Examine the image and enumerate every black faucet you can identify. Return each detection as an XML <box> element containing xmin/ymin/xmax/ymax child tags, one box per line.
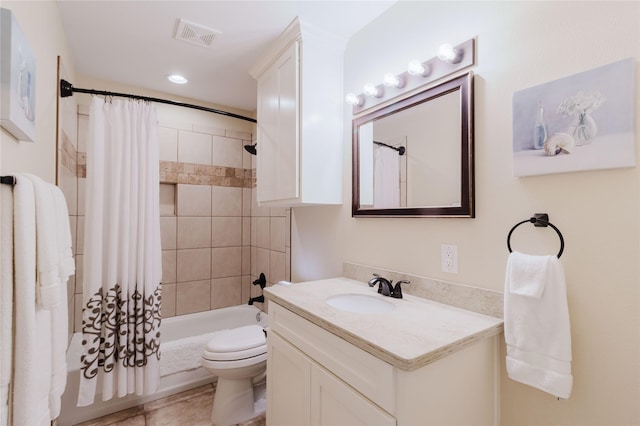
<box><xmin>368</xmin><ymin>274</ymin><xmax>393</xmax><ymax>296</ymax></box>
<box><xmin>248</xmin><ymin>295</ymin><xmax>265</xmax><ymax>305</ymax></box>
<box><xmin>253</xmin><ymin>273</ymin><xmax>266</xmax><ymax>289</ymax></box>
<box><xmin>368</xmin><ymin>274</ymin><xmax>410</xmax><ymax>299</ymax></box>
<box><xmin>391</xmin><ymin>280</ymin><xmax>411</xmax><ymax>299</ymax></box>
<box><xmin>248</xmin><ymin>273</ymin><xmax>267</xmax><ymax>305</ymax></box>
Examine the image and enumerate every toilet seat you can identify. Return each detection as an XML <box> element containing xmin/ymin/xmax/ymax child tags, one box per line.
<box><xmin>203</xmin><ymin>324</ymin><xmax>267</xmax><ymax>362</ymax></box>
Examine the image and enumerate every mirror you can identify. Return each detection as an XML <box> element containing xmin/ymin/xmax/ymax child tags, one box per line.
<box><xmin>352</xmin><ymin>72</ymin><xmax>474</xmax><ymax>217</ymax></box>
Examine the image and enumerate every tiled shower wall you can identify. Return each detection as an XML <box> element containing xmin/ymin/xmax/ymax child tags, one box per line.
<box><xmin>68</xmin><ymin>106</ymin><xmax>290</xmax><ymax>331</ymax></box>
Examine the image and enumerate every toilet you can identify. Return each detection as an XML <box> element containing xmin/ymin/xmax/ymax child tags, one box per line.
<box><xmin>201</xmin><ymin>324</ymin><xmax>268</xmax><ymax>426</ymax></box>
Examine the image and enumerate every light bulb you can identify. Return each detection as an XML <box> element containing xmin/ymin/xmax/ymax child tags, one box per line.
<box><xmin>407</xmin><ymin>60</ymin><xmax>429</xmax><ymax>77</ymax></box>
<box><xmin>363</xmin><ymin>83</ymin><xmax>383</xmax><ymax>98</ymax></box>
<box><xmin>345</xmin><ymin>93</ymin><xmax>364</xmax><ymax>106</ymax></box>
<box><xmin>437</xmin><ymin>44</ymin><xmax>462</xmax><ymax>64</ymax></box>
<box><xmin>382</xmin><ymin>73</ymin><xmax>404</xmax><ymax>89</ymax></box>
<box><xmin>167</xmin><ymin>74</ymin><xmax>188</xmax><ymax>84</ymax></box>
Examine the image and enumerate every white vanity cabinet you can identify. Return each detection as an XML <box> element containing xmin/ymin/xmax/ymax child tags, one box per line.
<box><xmin>267</xmin><ymin>303</ymin><xmax>396</xmax><ymax>426</ymax></box>
<box><xmin>267</xmin><ymin>300</ymin><xmax>499</xmax><ymax>426</ymax></box>
<box><xmin>249</xmin><ymin>18</ymin><xmax>345</xmax><ymax>207</ymax></box>
<box><xmin>268</xmin><ymin>331</ymin><xmax>395</xmax><ymax>426</ymax></box>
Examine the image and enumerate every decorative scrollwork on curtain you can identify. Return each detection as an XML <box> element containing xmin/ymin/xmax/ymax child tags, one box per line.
<box><xmin>81</xmin><ymin>284</ymin><xmax>161</xmax><ymax>380</ymax></box>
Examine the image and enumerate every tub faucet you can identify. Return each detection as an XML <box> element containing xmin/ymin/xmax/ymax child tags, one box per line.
<box><xmin>368</xmin><ymin>274</ymin><xmax>393</xmax><ymax>297</ymax></box>
<box><xmin>248</xmin><ymin>295</ymin><xmax>264</xmax><ymax>305</ymax></box>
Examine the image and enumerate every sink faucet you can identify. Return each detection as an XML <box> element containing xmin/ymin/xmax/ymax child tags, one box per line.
<box><xmin>391</xmin><ymin>280</ymin><xmax>411</xmax><ymax>299</ymax></box>
<box><xmin>368</xmin><ymin>274</ymin><xmax>393</xmax><ymax>297</ymax></box>
<box><xmin>368</xmin><ymin>274</ymin><xmax>410</xmax><ymax>298</ymax></box>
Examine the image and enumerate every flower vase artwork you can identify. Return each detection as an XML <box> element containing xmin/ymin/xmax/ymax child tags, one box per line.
<box><xmin>533</xmin><ymin>101</ymin><xmax>547</xmax><ymax>150</ymax></box>
<box><xmin>557</xmin><ymin>91</ymin><xmax>605</xmax><ymax>146</ymax></box>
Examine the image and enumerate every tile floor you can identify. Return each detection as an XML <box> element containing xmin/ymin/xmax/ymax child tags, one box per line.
<box><xmin>73</xmin><ymin>384</ymin><xmax>266</xmax><ymax>426</ymax></box>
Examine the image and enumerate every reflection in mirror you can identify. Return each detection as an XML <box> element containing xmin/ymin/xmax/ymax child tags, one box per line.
<box><xmin>352</xmin><ymin>72</ymin><xmax>474</xmax><ymax>217</ymax></box>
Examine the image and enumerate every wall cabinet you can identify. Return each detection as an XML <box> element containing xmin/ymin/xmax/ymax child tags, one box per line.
<box><xmin>249</xmin><ymin>18</ymin><xmax>345</xmax><ymax>207</ymax></box>
<box><xmin>267</xmin><ymin>301</ymin><xmax>498</xmax><ymax>426</ymax></box>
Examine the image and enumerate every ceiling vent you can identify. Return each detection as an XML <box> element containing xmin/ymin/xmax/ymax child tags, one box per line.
<box><xmin>174</xmin><ymin>18</ymin><xmax>221</xmax><ymax>48</ymax></box>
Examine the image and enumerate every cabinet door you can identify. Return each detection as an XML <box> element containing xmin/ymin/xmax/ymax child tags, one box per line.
<box><xmin>256</xmin><ymin>60</ymin><xmax>278</xmax><ymax>202</ymax></box>
<box><xmin>311</xmin><ymin>364</ymin><xmax>396</xmax><ymax>426</ymax></box>
<box><xmin>267</xmin><ymin>331</ymin><xmax>311</xmax><ymax>426</ymax></box>
<box><xmin>256</xmin><ymin>41</ymin><xmax>299</xmax><ymax>204</ymax></box>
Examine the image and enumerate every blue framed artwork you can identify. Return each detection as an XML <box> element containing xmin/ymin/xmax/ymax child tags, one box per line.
<box><xmin>512</xmin><ymin>58</ymin><xmax>635</xmax><ymax>177</ymax></box>
<box><xmin>1</xmin><ymin>8</ymin><xmax>36</xmax><ymax>142</ymax></box>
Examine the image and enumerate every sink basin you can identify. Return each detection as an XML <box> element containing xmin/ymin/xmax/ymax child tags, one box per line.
<box><xmin>326</xmin><ymin>293</ymin><xmax>395</xmax><ymax>314</ymax></box>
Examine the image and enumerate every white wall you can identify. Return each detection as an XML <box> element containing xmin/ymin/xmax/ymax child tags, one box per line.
<box><xmin>0</xmin><ymin>1</ymin><xmax>74</xmax><ymax>181</ymax></box>
<box><xmin>0</xmin><ymin>1</ymin><xmax>76</xmax><ymax>423</ymax></box>
<box><xmin>292</xmin><ymin>1</ymin><xmax>640</xmax><ymax>424</ymax></box>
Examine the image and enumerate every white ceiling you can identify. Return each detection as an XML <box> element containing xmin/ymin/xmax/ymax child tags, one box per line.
<box><xmin>56</xmin><ymin>1</ymin><xmax>396</xmax><ymax>113</ymax></box>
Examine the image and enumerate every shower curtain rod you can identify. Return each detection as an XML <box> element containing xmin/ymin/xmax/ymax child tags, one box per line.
<box><xmin>59</xmin><ymin>79</ymin><xmax>257</xmax><ymax>124</ymax></box>
<box><xmin>374</xmin><ymin>140</ymin><xmax>406</xmax><ymax>155</ymax></box>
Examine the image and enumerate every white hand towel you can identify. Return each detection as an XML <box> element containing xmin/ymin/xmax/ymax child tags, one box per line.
<box><xmin>22</xmin><ymin>173</ymin><xmax>61</xmax><ymax>309</ymax></box>
<box><xmin>504</xmin><ymin>251</ymin><xmax>573</xmax><ymax>399</ymax></box>
<box><xmin>12</xmin><ymin>175</ymin><xmax>52</xmax><ymax>426</ymax></box>
<box><xmin>507</xmin><ymin>251</ymin><xmax>552</xmax><ymax>298</ymax></box>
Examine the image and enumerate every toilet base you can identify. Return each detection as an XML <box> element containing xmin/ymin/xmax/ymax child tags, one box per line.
<box><xmin>211</xmin><ymin>378</ymin><xmax>266</xmax><ymax>426</ymax></box>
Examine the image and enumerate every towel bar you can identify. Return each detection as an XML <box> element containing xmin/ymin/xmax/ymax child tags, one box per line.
<box><xmin>507</xmin><ymin>213</ymin><xmax>564</xmax><ymax>258</ymax></box>
<box><xmin>0</xmin><ymin>175</ymin><xmax>16</xmax><ymax>186</ymax></box>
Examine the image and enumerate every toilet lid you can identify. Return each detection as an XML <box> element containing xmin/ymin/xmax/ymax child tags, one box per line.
<box><xmin>205</xmin><ymin>324</ymin><xmax>266</xmax><ymax>353</ymax></box>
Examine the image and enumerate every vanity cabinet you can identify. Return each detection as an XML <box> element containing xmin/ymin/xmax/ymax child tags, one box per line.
<box><xmin>249</xmin><ymin>17</ymin><xmax>345</xmax><ymax>207</ymax></box>
<box><xmin>268</xmin><ymin>331</ymin><xmax>395</xmax><ymax>426</ymax></box>
<box><xmin>267</xmin><ymin>301</ymin><xmax>498</xmax><ymax>426</ymax></box>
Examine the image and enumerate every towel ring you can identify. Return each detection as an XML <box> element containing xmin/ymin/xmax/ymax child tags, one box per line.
<box><xmin>507</xmin><ymin>213</ymin><xmax>564</xmax><ymax>258</ymax></box>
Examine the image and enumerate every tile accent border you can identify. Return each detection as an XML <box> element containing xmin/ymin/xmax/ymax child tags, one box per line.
<box><xmin>74</xmin><ymin>155</ymin><xmax>255</xmax><ymax>188</ymax></box>
<box><xmin>343</xmin><ymin>262</ymin><xmax>503</xmax><ymax>318</ymax></box>
<box><xmin>159</xmin><ymin>161</ymin><xmax>255</xmax><ymax>188</ymax></box>
<box><xmin>77</xmin><ymin>152</ymin><xmax>86</xmax><ymax>178</ymax></box>
<box><xmin>60</xmin><ymin>130</ymin><xmax>77</xmax><ymax>175</ymax></box>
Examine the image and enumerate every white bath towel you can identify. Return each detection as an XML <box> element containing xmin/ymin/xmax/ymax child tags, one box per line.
<box><xmin>504</xmin><ymin>251</ymin><xmax>573</xmax><ymax>399</ymax></box>
<box><xmin>52</xmin><ymin>185</ymin><xmax>75</xmax><ymax>283</ymax></box>
<box><xmin>19</xmin><ymin>174</ymin><xmax>73</xmax><ymax>418</ymax></box>
<box><xmin>159</xmin><ymin>332</ymin><xmax>217</xmax><ymax>377</ymax></box>
<box><xmin>49</xmin><ymin>184</ymin><xmax>74</xmax><ymax>419</ymax></box>
<box><xmin>12</xmin><ymin>175</ymin><xmax>52</xmax><ymax>426</ymax></box>
<box><xmin>0</xmin><ymin>184</ymin><xmax>14</xmax><ymax>426</ymax></box>
<box><xmin>22</xmin><ymin>173</ymin><xmax>61</xmax><ymax>309</ymax></box>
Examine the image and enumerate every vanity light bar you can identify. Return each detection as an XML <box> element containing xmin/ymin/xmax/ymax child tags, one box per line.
<box><xmin>347</xmin><ymin>38</ymin><xmax>476</xmax><ymax>115</ymax></box>
<box><xmin>363</xmin><ymin>83</ymin><xmax>383</xmax><ymax>98</ymax></box>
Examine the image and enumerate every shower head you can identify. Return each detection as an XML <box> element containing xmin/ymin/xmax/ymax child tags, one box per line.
<box><xmin>244</xmin><ymin>143</ymin><xmax>257</xmax><ymax>155</ymax></box>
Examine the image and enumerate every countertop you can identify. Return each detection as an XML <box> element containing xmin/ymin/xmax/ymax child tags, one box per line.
<box><xmin>264</xmin><ymin>277</ymin><xmax>503</xmax><ymax>371</ymax></box>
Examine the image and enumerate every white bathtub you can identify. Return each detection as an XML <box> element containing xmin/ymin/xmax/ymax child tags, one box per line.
<box><xmin>58</xmin><ymin>305</ymin><xmax>268</xmax><ymax>426</ymax></box>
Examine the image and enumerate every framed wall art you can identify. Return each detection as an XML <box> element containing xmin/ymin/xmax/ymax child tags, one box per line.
<box><xmin>512</xmin><ymin>58</ymin><xmax>635</xmax><ymax>177</ymax></box>
<box><xmin>1</xmin><ymin>8</ymin><xmax>36</xmax><ymax>142</ymax></box>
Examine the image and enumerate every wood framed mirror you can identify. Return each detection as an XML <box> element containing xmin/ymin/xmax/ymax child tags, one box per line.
<box><xmin>352</xmin><ymin>72</ymin><xmax>474</xmax><ymax>217</ymax></box>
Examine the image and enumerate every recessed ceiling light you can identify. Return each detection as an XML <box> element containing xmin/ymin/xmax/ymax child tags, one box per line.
<box><xmin>167</xmin><ymin>74</ymin><xmax>188</xmax><ymax>84</ymax></box>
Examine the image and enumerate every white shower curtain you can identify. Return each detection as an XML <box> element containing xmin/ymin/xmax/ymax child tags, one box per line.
<box><xmin>373</xmin><ymin>145</ymin><xmax>400</xmax><ymax>208</ymax></box>
<box><xmin>78</xmin><ymin>97</ymin><xmax>162</xmax><ymax>406</ymax></box>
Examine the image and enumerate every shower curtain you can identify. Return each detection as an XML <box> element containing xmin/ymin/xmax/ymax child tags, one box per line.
<box><xmin>373</xmin><ymin>144</ymin><xmax>400</xmax><ymax>208</ymax></box>
<box><xmin>78</xmin><ymin>97</ymin><xmax>162</xmax><ymax>406</ymax></box>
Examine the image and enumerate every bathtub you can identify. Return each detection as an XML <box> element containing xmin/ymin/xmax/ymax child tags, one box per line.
<box><xmin>58</xmin><ymin>304</ymin><xmax>268</xmax><ymax>426</ymax></box>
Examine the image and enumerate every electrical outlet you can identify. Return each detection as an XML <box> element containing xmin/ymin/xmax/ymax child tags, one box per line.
<box><xmin>441</xmin><ymin>244</ymin><xmax>458</xmax><ymax>273</ymax></box>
